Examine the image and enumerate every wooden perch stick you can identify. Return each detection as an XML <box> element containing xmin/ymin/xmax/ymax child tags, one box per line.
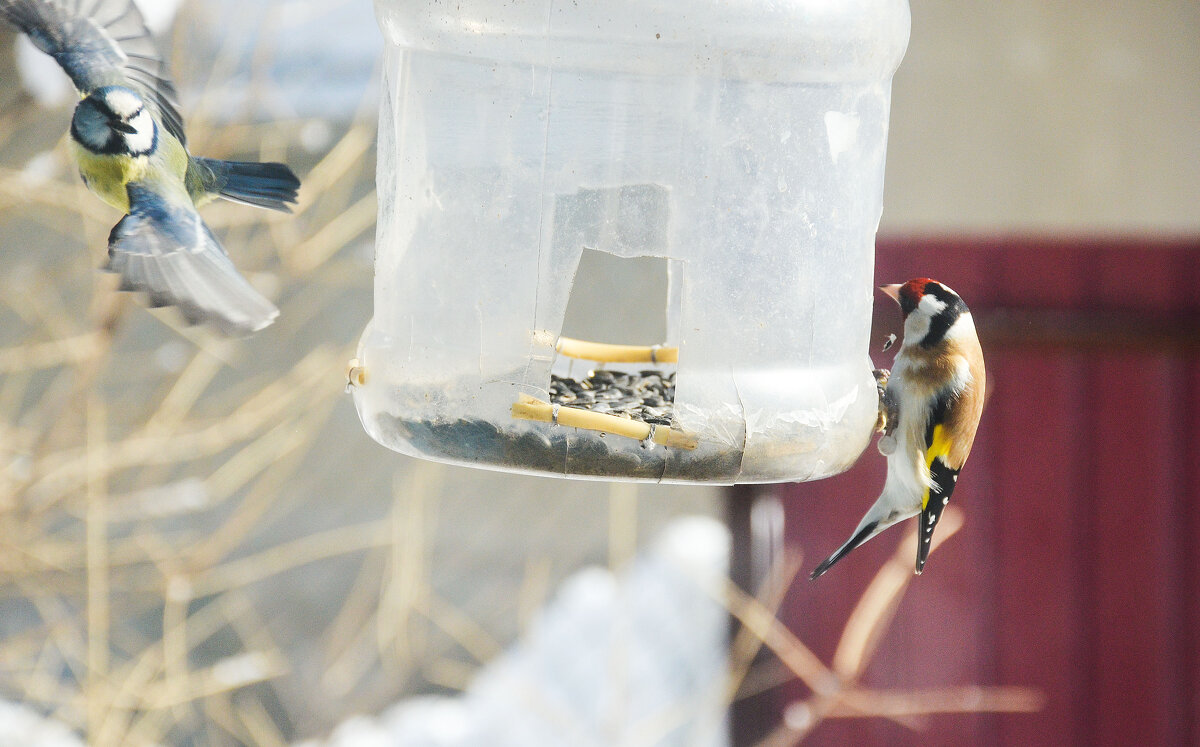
<box><xmin>555</xmin><ymin>336</ymin><xmax>679</xmax><ymax>364</ymax></box>
<box><xmin>511</xmin><ymin>394</ymin><xmax>698</xmax><ymax>450</ymax></box>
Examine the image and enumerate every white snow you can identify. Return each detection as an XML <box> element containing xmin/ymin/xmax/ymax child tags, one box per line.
<box><xmin>300</xmin><ymin>516</ymin><xmax>731</xmax><ymax>747</ymax></box>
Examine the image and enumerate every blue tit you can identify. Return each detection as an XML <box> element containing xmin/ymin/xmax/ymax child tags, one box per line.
<box><xmin>811</xmin><ymin>279</ymin><xmax>987</xmax><ymax>578</ymax></box>
<box><xmin>0</xmin><ymin>0</ymin><xmax>300</xmax><ymax>334</ymax></box>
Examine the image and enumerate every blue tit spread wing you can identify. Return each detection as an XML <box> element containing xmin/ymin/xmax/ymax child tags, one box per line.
<box><xmin>916</xmin><ymin>388</ymin><xmax>963</xmax><ymax>572</ymax></box>
<box><xmin>0</xmin><ymin>0</ymin><xmax>186</xmax><ymax>144</ymax></box>
<box><xmin>105</xmin><ymin>183</ymin><xmax>278</xmax><ymax>335</ymax></box>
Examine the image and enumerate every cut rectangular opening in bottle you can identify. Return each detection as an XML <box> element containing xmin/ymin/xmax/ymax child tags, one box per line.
<box><xmin>527</xmin><ymin>247</ymin><xmax>690</xmax><ymax>452</ymax></box>
<box><xmin>560</xmin><ymin>248</ymin><xmax>670</xmax><ymax>348</ymax></box>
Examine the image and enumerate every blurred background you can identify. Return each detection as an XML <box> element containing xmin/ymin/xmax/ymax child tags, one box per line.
<box><xmin>0</xmin><ymin>1</ymin><xmax>1197</xmax><ymax>746</ymax></box>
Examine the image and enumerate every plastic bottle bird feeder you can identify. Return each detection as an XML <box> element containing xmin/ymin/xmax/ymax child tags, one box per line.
<box><xmin>352</xmin><ymin>0</ymin><xmax>911</xmax><ymax>483</ymax></box>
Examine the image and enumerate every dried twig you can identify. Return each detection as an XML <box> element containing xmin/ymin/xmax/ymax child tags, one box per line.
<box><xmin>746</xmin><ymin>508</ymin><xmax>1042</xmax><ymax>746</ymax></box>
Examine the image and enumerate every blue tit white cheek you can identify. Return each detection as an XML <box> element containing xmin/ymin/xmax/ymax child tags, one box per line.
<box><xmin>123</xmin><ymin>109</ymin><xmax>156</xmax><ymax>154</ymax></box>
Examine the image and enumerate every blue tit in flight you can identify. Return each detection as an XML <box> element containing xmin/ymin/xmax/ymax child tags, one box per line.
<box><xmin>811</xmin><ymin>279</ymin><xmax>986</xmax><ymax>579</ymax></box>
<box><xmin>0</xmin><ymin>0</ymin><xmax>300</xmax><ymax>335</ymax></box>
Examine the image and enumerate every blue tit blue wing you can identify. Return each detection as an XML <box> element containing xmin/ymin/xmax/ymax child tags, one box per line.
<box><xmin>106</xmin><ymin>183</ymin><xmax>278</xmax><ymax>335</ymax></box>
<box><xmin>0</xmin><ymin>0</ymin><xmax>186</xmax><ymax>144</ymax></box>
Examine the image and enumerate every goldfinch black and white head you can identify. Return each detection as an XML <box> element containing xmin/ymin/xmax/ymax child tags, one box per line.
<box><xmin>882</xmin><ymin>278</ymin><xmax>971</xmax><ymax>350</ymax></box>
<box><xmin>811</xmin><ymin>277</ymin><xmax>986</xmax><ymax>579</ymax></box>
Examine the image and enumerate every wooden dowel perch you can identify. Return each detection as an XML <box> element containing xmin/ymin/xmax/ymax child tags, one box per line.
<box><xmin>345</xmin><ymin>358</ymin><xmax>367</xmax><ymax>389</ymax></box>
<box><xmin>555</xmin><ymin>336</ymin><xmax>679</xmax><ymax>364</ymax></box>
<box><xmin>511</xmin><ymin>394</ymin><xmax>698</xmax><ymax>450</ymax></box>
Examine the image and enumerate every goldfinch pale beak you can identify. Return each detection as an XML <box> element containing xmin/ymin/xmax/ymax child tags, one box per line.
<box><xmin>879</xmin><ymin>283</ymin><xmax>902</xmax><ymax>303</ymax></box>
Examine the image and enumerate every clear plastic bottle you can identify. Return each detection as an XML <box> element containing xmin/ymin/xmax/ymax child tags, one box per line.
<box><xmin>355</xmin><ymin>0</ymin><xmax>911</xmax><ymax>483</ymax></box>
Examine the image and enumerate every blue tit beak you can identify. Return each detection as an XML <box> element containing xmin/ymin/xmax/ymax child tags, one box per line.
<box><xmin>111</xmin><ymin>120</ymin><xmax>138</xmax><ymax>134</ymax></box>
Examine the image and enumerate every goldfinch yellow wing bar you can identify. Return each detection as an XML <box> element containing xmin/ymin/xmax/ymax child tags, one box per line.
<box><xmin>511</xmin><ymin>394</ymin><xmax>698</xmax><ymax>450</ymax></box>
<box><xmin>554</xmin><ymin>336</ymin><xmax>679</xmax><ymax>364</ymax></box>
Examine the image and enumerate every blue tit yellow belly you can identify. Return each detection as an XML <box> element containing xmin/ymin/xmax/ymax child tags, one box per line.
<box><xmin>71</xmin><ymin>133</ymin><xmax>191</xmax><ymax>213</ymax></box>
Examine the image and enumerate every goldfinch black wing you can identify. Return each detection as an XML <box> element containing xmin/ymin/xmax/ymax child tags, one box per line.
<box><xmin>0</xmin><ymin>0</ymin><xmax>186</xmax><ymax>144</ymax></box>
<box><xmin>914</xmin><ymin>388</ymin><xmax>962</xmax><ymax>573</ymax></box>
<box><xmin>106</xmin><ymin>183</ymin><xmax>278</xmax><ymax>335</ymax></box>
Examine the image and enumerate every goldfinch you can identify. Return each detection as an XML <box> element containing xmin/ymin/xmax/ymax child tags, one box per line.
<box><xmin>0</xmin><ymin>0</ymin><xmax>300</xmax><ymax>334</ymax></box>
<box><xmin>811</xmin><ymin>278</ymin><xmax>986</xmax><ymax>578</ymax></box>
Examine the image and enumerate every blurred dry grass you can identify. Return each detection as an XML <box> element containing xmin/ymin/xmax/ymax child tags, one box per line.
<box><xmin>0</xmin><ymin>4</ymin><xmax>389</xmax><ymax>742</ymax></box>
<box><xmin>0</xmin><ymin>5</ymin><xmax>720</xmax><ymax>743</ymax></box>
<box><xmin>0</xmin><ymin>3</ymin><xmax>1040</xmax><ymax>745</ymax></box>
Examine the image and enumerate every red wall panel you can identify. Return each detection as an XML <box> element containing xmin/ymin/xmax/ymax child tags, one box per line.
<box><xmin>737</xmin><ymin>237</ymin><xmax>1200</xmax><ymax>746</ymax></box>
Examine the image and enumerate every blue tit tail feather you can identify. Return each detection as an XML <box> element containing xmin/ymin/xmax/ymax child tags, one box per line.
<box><xmin>106</xmin><ymin>183</ymin><xmax>278</xmax><ymax>335</ymax></box>
<box><xmin>189</xmin><ymin>157</ymin><xmax>300</xmax><ymax>213</ymax></box>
